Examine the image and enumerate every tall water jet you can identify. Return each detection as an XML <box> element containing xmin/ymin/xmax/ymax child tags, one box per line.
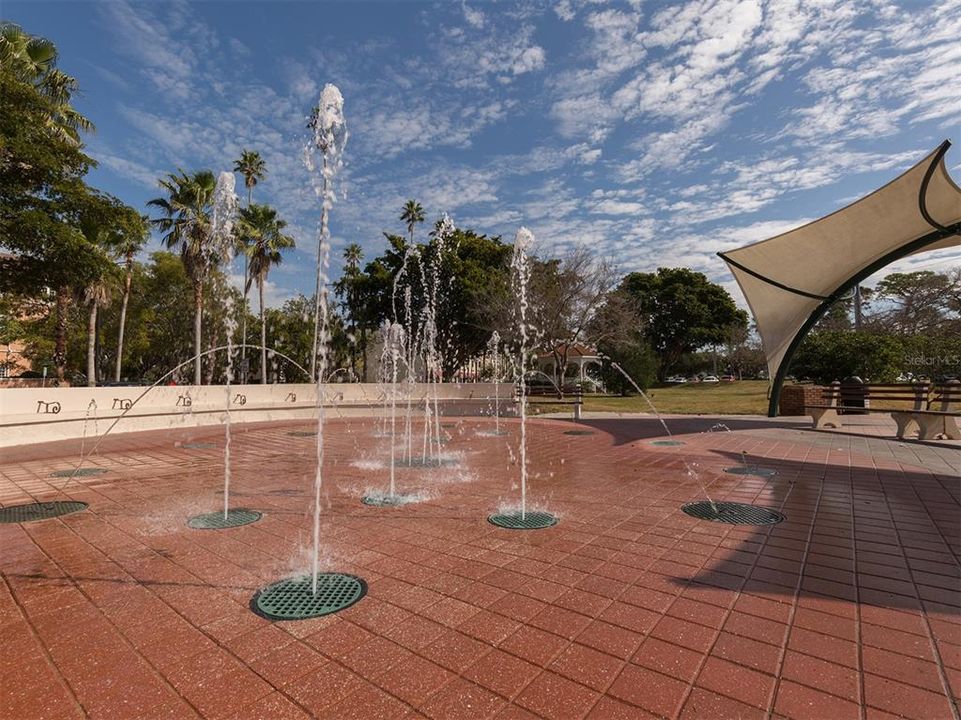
<box><xmin>487</xmin><ymin>228</ymin><xmax>556</xmax><ymax>530</ymax></box>
<box><xmin>513</xmin><ymin>228</ymin><xmax>533</xmax><ymax>520</ymax></box>
<box><xmin>485</xmin><ymin>330</ymin><xmax>507</xmax><ymax>436</ymax></box>
<box><xmin>306</xmin><ymin>83</ymin><xmax>348</xmax><ymax>383</ymax></box>
<box><xmin>211</xmin><ymin>171</ymin><xmax>239</xmax><ymax>519</ymax></box>
<box><xmin>419</xmin><ymin>215</ymin><xmax>454</xmax><ymax>464</ymax></box>
<box><xmin>364</xmin><ymin>322</ymin><xmax>418</xmax><ymax>506</ymax></box>
<box><xmin>302</xmin><ymin>84</ymin><xmax>348</xmax><ymax>594</ymax></box>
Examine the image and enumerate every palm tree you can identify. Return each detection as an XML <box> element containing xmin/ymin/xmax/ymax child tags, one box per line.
<box><xmin>83</xmin><ymin>278</ymin><xmax>112</xmax><ymax>387</ymax></box>
<box><xmin>114</xmin><ymin>214</ymin><xmax>149</xmax><ymax>382</ymax></box>
<box><xmin>400</xmin><ymin>200</ymin><xmax>425</xmax><ymax>246</ymax></box>
<box><xmin>238</xmin><ymin>204</ymin><xmax>295</xmax><ymax>383</ymax></box>
<box><xmin>233</xmin><ymin>150</ymin><xmax>267</xmax><ymax>381</ymax></box>
<box><xmin>339</xmin><ymin>243</ymin><xmax>364</xmax><ymax>378</ymax></box>
<box><xmin>148</xmin><ymin>170</ymin><xmax>217</xmax><ymax>385</ymax></box>
<box><xmin>0</xmin><ymin>22</ymin><xmax>93</xmax><ymax>143</ymax></box>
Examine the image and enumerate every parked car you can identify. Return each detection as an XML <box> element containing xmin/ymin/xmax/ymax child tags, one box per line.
<box><xmin>701</xmin><ymin>375</ymin><xmax>720</xmax><ymax>383</ymax></box>
<box><xmin>720</xmin><ymin>375</ymin><xmax>737</xmax><ymax>383</ymax></box>
<box><xmin>665</xmin><ymin>376</ymin><xmax>687</xmax><ymax>384</ymax></box>
<box><xmin>687</xmin><ymin>376</ymin><xmax>700</xmax><ymax>383</ymax></box>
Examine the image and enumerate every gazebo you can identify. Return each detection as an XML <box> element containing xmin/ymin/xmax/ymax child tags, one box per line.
<box><xmin>535</xmin><ymin>343</ymin><xmax>602</xmax><ymax>387</ymax></box>
<box><xmin>719</xmin><ymin>141</ymin><xmax>961</xmax><ymax>417</ymax></box>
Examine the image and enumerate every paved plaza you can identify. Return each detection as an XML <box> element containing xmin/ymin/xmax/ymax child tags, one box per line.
<box><xmin>1</xmin><ymin>415</ymin><xmax>959</xmax><ymax>719</ymax></box>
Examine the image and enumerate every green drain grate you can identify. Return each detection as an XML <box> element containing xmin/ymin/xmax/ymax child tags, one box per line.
<box><xmin>49</xmin><ymin>468</ymin><xmax>107</xmax><ymax>478</ymax></box>
<box><xmin>563</xmin><ymin>430</ymin><xmax>595</xmax><ymax>436</ymax></box>
<box><xmin>287</xmin><ymin>430</ymin><xmax>317</xmax><ymax>437</ymax></box>
<box><xmin>187</xmin><ymin>508</ymin><xmax>262</xmax><ymax>529</ymax></box>
<box><xmin>0</xmin><ymin>501</ymin><xmax>88</xmax><ymax>524</ymax></box>
<box><xmin>488</xmin><ymin>510</ymin><xmax>557</xmax><ymax>530</ymax></box>
<box><xmin>724</xmin><ymin>466</ymin><xmax>777</xmax><ymax>477</ymax></box>
<box><xmin>183</xmin><ymin>442</ymin><xmax>219</xmax><ymax>449</ymax></box>
<box><xmin>253</xmin><ymin>573</ymin><xmax>366</xmax><ymax>620</ymax></box>
<box><xmin>651</xmin><ymin>440</ymin><xmax>685</xmax><ymax>446</ymax></box>
<box><xmin>682</xmin><ymin>501</ymin><xmax>784</xmax><ymax>525</ymax></box>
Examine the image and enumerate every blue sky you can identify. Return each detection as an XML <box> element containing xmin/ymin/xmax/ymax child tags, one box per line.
<box><xmin>10</xmin><ymin>0</ymin><xmax>961</xmax><ymax>308</ymax></box>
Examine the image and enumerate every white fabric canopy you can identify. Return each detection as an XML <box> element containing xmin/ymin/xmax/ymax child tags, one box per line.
<box><xmin>719</xmin><ymin>141</ymin><xmax>961</xmax><ymax>415</ymax></box>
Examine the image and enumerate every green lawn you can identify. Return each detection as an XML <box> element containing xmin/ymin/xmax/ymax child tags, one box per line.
<box><xmin>529</xmin><ymin>380</ymin><xmax>770</xmax><ymax>416</ymax></box>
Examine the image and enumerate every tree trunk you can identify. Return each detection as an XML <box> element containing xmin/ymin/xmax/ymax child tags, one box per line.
<box><xmin>238</xmin><ymin>184</ymin><xmax>252</xmax><ymax>382</ymax></box>
<box><xmin>115</xmin><ymin>251</ymin><xmax>133</xmax><ymax>382</ymax></box>
<box><xmin>86</xmin><ymin>301</ymin><xmax>97</xmax><ymax>387</ymax></box>
<box><xmin>54</xmin><ymin>286</ymin><xmax>70</xmax><ymax>382</ymax></box>
<box><xmin>193</xmin><ymin>282</ymin><xmax>203</xmax><ymax>386</ymax></box>
<box><xmin>240</xmin><ymin>253</ymin><xmax>249</xmax><ymax>380</ymax></box>
<box><xmin>259</xmin><ymin>277</ymin><xmax>267</xmax><ymax>384</ymax></box>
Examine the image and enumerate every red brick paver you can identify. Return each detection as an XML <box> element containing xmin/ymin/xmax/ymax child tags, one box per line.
<box><xmin>1</xmin><ymin>414</ymin><xmax>959</xmax><ymax>719</ymax></box>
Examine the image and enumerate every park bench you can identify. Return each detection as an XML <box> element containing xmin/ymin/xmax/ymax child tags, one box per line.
<box><xmin>892</xmin><ymin>382</ymin><xmax>961</xmax><ymax>440</ymax></box>
<box><xmin>806</xmin><ymin>380</ymin><xmax>960</xmax><ymax>440</ymax></box>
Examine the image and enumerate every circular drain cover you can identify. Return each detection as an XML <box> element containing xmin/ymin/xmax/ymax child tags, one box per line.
<box><xmin>183</xmin><ymin>442</ymin><xmax>218</xmax><ymax>449</ymax></box>
<box><xmin>362</xmin><ymin>493</ymin><xmax>417</xmax><ymax>507</ymax></box>
<box><xmin>287</xmin><ymin>430</ymin><xmax>317</xmax><ymax>437</ymax></box>
<box><xmin>563</xmin><ymin>430</ymin><xmax>595</xmax><ymax>436</ymax></box>
<box><xmin>187</xmin><ymin>508</ymin><xmax>262</xmax><ymax>529</ymax></box>
<box><xmin>682</xmin><ymin>501</ymin><xmax>784</xmax><ymax>525</ymax></box>
<box><xmin>488</xmin><ymin>510</ymin><xmax>557</xmax><ymax>530</ymax></box>
<box><xmin>49</xmin><ymin>468</ymin><xmax>107</xmax><ymax>478</ymax></box>
<box><xmin>724</xmin><ymin>466</ymin><xmax>777</xmax><ymax>477</ymax></box>
<box><xmin>0</xmin><ymin>501</ymin><xmax>88</xmax><ymax>524</ymax></box>
<box><xmin>254</xmin><ymin>573</ymin><xmax>366</xmax><ymax>620</ymax></box>
<box><xmin>395</xmin><ymin>457</ymin><xmax>457</xmax><ymax>468</ymax></box>
<box><xmin>651</xmin><ymin>440</ymin><xmax>685</xmax><ymax>446</ymax></box>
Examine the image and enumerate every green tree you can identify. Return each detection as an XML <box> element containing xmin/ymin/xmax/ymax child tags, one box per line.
<box><xmin>233</xmin><ymin>149</ymin><xmax>267</xmax><ymax>379</ymax></box>
<box><xmin>790</xmin><ymin>330</ymin><xmax>904</xmax><ymax>383</ymax></box>
<box><xmin>0</xmin><ymin>24</ymin><xmax>107</xmax><ymax>380</ymax></box>
<box><xmin>618</xmin><ymin>268</ymin><xmax>748</xmax><ymax>380</ymax></box>
<box><xmin>0</xmin><ymin>22</ymin><xmax>93</xmax><ymax>143</ymax></box>
<box><xmin>113</xmin><ymin>213</ymin><xmax>149</xmax><ymax>382</ymax></box>
<box><xmin>238</xmin><ymin>203</ymin><xmax>295</xmax><ymax>383</ymax></box>
<box><xmin>147</xmin><ymin>170</ymin><xmax>218</xmax><ymax>385</ymax></box>
<box><xmin>400</xmin><ymin>200</ymin><xmax>425</xmax><ymax>247</ymax></box>
<box><xmin>362</xmin><ymin>228</ymin><xmax>512</xmax><ymax>378</ymax></box>
<box><xmin>334</xmin><ymin>243</ymin><xmax>366</xmax><ymax>379</ymax></box>
<box><xmin>870</xmin><ymin>270</ymin><xmax>960</xmax><ymax>335</ymax></box>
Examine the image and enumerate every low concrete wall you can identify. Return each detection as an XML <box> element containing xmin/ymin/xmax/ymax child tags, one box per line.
<box><xmin>0</xmin><ymin>382</ymin><xmax>516</xmax><ymax>447</ymax></box>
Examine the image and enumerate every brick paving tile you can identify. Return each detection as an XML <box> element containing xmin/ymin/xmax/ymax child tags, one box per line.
<box><xmin>421</xmin><ymin>630</ymin><xmax>492</xmax><ymax>673</ymax></box>
<box><xmin>780</xmin><ymin>650</ymin><xmax>860</xmax><ymax>702</ymax></box>
<box><xmin>420</xmin><ymin>678</ymin><xmax>505</xmax><ymax>720</ymax></box>
<box><xmin>575</xmin><ymin>620</ymin><xmax>644</xmax><ymax>661</ymax></box>
<box><xmin>514</xmin><ymin>671</ymin><xmax>601</xmax><ymax>720</ymax></box>
<box><xmin>863</xmin><ymin>673</ymin><xmax>957</xmax><ymax>720</ymax></box>
<box><xmin>549</xmin><ymin>642</ymin><xmax>625</xmax><ymax>691</ymax></box>
<box><xmin>2</xmin><ymin>415</ymin><xmax>959</xmax><ymax>719</ymax></box>
<box><xmin>630</xmin><ymin>636</ymin><xmax>703</xmax><ymax>683</ymax></box>
<box><xmin>232</xmin><ymin>692</ymin><xmax>311</xmax><ymax>720</ymax></box>
<box><xmin>774</xmin><ymin>680</ymin><xmax>862</xmax><ymax>719</ymax></box>
<box><xmin>463</xmin><ymin>648</ymin><xmax>541</xmax><ymax>700</ymax></box>
<box><xmin>695</xmin><ymin>656</ymin><xmax>776</xmax><ymax>710</ymax></box>
<box><xmin>585</xmin><ymin>696</ymin><xmax>659</xmax><ymax>719</ymax></box>
<box><xmin>608</xmin><ymin>663</ymin><xmax>688</xmax><ymax>717</ymax></box>
<box><xmin>680</xmin><ymin>687</ymin><xmax>767</xmax><ymax>720</ymax></box>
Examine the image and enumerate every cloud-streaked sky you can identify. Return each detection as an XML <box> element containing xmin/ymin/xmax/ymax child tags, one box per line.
<box><xmin>11</xmin><ymin>0</ymin><xmax>961</xmax><ymax>308</ymax></box>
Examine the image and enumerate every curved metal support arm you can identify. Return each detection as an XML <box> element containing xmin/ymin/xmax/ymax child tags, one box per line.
<box><xmin>919</xmin><ymin>140</ymin><xmax>954</xmax><ymax>233</ymax></box>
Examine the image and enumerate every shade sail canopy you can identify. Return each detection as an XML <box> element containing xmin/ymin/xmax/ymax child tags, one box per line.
<box><xmin>719</xmin><ymin>141</ymin><xmax>961</xmax><ymax>416</ymax></box>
